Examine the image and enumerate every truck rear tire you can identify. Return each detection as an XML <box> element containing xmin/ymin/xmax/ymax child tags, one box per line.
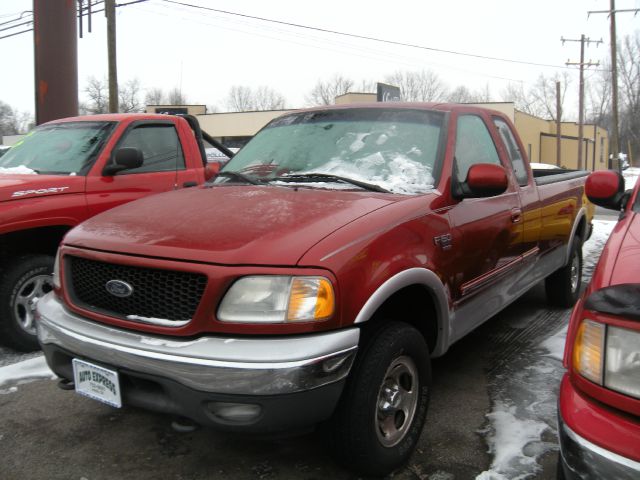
<box><xmin>0</xmin><ymin>255</ymin><xmax>54</xmax><ymax>351</ymax></box>
<box><xmin>545</xmin><ymin>237</ymin><xmax>582</xmax><ymax>308</ymax></box>
<box><xmin>330</xmin><ymin>321</ymin><xmax>431</xmax><ymax>476</ymax></box>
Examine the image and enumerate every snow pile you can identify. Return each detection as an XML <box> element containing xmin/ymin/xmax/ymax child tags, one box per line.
<box><xmin>623</xmin><ymin>167</ymin><xmax>639</xmax><ymax>190</ymax></box>
<box><xmin>540</xmin><ymin>326</ymin><xmax>567</xmax><ymax>362</ymax></box>
<box><xmin>0</xmin><ymin>356</ymin><xmax>55</xmax><ymax>392</ymax></box>
<box><xmin>0</xmin><ymin>165</ymin><xmax>37</xmax><ymax>175</ymax></box>
<box><xmin>477</xmin><ymin>402</ymin><xmax>550</xmax><ymax>479</ymax></box>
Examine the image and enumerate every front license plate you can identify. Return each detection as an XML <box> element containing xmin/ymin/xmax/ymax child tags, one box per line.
<box><xmin>72</xmin><ymin>359</ymin><xmax>122</xmax><ymax>408</ymax></box>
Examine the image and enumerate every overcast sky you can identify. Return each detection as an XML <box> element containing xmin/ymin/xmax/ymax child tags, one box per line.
<box><xmin>1</xmin><ymin>0</ymin><xmax>638</xmax><ymax>118</ymax></box>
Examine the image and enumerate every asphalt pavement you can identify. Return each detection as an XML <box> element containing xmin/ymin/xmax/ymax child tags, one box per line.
<box><xmin>0</xmin><ymin>282</ymin><xmax>566</xmax><ymax>480</ymax></box>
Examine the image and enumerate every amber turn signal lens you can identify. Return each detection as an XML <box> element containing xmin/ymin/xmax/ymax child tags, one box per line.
<box><xmin>573</xmin><ymin>320</ymin><xmax>605</xmax><ymax>385</ymax></box>
<box><xmin>287</xmin><ymin>277</ymin><xmax>335</xmax><ymax>322</ymax></box>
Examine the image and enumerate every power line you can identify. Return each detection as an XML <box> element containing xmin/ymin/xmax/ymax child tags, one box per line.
<box><xmin>142</xmin><ymin>2</ymin><xmax>526</xmax><ymax>85</ymax></box>
<box><xmin>0</xmin><ymin>0</ymin><xmax>147</xmax><ymax>41</ymax></box>
<box><xmin>161</xmin><ymin>0</ymin><xmax>574</xmax><ymax>70</ymax></box>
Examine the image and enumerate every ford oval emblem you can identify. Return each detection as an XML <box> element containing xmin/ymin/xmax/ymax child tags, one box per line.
<box><xmin>105</xmin><ymin>279</ymin><xmax>134</xmax><ymax>298</ymax></box>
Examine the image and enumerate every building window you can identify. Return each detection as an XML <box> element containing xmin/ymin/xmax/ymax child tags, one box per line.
<box><xmin>528</xmin><ymin>144</ymin><xmax>532</xmax><ymax>162</ymax></box>
<box><xmin>600</xmin><ymin>137</ymin><xmax>604</xmax><ymax>163</ymax></box>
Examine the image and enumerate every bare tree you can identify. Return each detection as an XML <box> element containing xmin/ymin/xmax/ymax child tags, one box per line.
<box><xmin>225</xmin><ymin>86</ymin><xmax>254</xmax><ymax>112</ymax></box>
<box><xmin>0</xmin><ymin>101</ymin><xmax>31</xmax><ymax>136</ymax></box>
<box><xmin>447</xmin><ymin>85</ymin><xmax>474</xmax><ymax>103</ymax></box>
<box><xmin>384</xmin><ymin>70</ymin><xmax>448</xmax><ymax>102</ymax></box>
<box><xmin>586</xmin><ymin>62</ymin><xmax>611</xmax><ymax>126</ymax></box>
<box><xmin>618</xmin><ymin>33</ymin><xmax>640</xmax><ymax>162</ymax></box>
<box><xmin>501</xmin><ymin>73</ymin><xmax>570</xmax><ymax>120</ymax></box>
<box><xmin>119</xmin><ymin>79</ymin><xmax>143</xmax><ymax>113</ymax></box>
<box><xmin>83</xmin><ymin>76</ymin><xmax>108</xmax><ymax>114</ymax></box>
<box><xmin>305</xmin><ymin>74</ymin><xmax>354</xmax><ymax>106</ymax></box>
<box><xmin>252</xmin><ymin>86</ymin><xmax>286</xmax><ymax>110</ymax></box>
<box><xmin>224</xmin><ymin>86</ymin><xmax>287</xmax><ymax>112</ymax></box>
<box><xmin>166</xmin><ymin>87</ymin><xmax>187</xmax><ymax>105</ymax></box>
<box><xmin>144</xmin><ymin>87</ymin><xmax>165</xmax><ymax>106</ymax></box>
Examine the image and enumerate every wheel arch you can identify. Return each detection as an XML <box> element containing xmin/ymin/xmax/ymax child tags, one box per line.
<box><xmin>567</xmin><ymin>208</ymin><xmax>587</xmax><ymax>262</ymax></box>
<box><xmin>0</xmin><ymin>225</ymin><xmax>73</xmax><ymax>260</ymax></box>
<box><xmin>353</xmin><ymin>268</ymin><xmax>451</xmax><ymax>357</ymax></box>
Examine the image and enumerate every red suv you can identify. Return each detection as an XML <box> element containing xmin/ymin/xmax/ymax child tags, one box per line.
<box><xmin>558</xmin><ymin>170</ymin><xmax>640</xmax><ymax>479</ymax></box>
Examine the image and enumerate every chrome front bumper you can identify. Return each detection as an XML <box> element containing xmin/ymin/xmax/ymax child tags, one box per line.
<box><xmin>558</xmin><ymin>414</ymin><xmax>640</xmax><ymax>480</ymax></box>
<box><xmin>36</xmin><ymin>293</ymin><xmax>359</xmax><ymax>396</ymax></box>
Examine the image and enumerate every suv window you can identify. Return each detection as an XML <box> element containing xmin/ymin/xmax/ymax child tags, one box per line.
<box><xmin>117</xmin><ymin>124</ymin><xmax>185</xmax><ymax>174</ymax></box>
<box><xmin>493</xmin><ymin>117</ymin><xmax>528</xmax><ymax>186</ymax></box>
<box><xmin>454</xmin><ymin>115</ymin><xmax>502</xmax><ymax>183</ymax></box>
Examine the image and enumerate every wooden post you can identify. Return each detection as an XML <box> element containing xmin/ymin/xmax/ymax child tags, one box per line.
<box><xmin>556</xmin><ymin>81</ymin><xmax>562</xmax><ymax>167</ymax></box>
<box><xmin>106</xmin><ymin>0</ymin><xmax>118</xmax><ymax>113</ymax></box>
<box><xmin>577</xmin><ymin>35</ymin><xmax>585</xmax><ymax>170</ymax></box>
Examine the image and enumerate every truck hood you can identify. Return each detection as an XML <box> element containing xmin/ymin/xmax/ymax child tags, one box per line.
<box><xmin>609</xmin><ymin>212</ymin><xmax>640</xmax><ymax>286</ymax></box>
<box><xmin>65</xmin><ymin>185</ymin><xmax>401</xmax><ymax>265</ymax></box>
<box><xmin>0</xmin><ymin>174</ymin><xmax>84</xmax><ymax>202</ymax></box>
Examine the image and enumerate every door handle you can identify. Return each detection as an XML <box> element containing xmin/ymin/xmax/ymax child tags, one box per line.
<box><xmin>183</xmin><ymin>181</ymin><xmax>197</xmax><ymax>188</ymax></box>
<box><xmin>511</xmin><ymin>208</ymin><xmax>522</xmax><ymax>224</ymax></box>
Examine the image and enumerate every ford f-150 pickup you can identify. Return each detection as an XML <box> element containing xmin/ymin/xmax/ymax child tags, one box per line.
<box><xmin>36</xmin><ymin>103</ymin><xmax>592</xmax><ymax>476</ymax></box>
<box><xmin>0</xmin><ymin>113</ymin><xmax>232</xmax><ymax>351</ymax></box>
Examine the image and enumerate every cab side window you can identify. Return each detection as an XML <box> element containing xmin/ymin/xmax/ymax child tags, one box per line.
<box><xmin>117</xmin><ymin>124</ymin><xmax>185</xmax><ymax>174</ymax></box>
<box><xmin>454</xmin><ymin>115</ymin><xmax>502</xmax><ymax>183</ymax></box>
<box><xmin>493</xmin><ymin>117</ymin><xmax>528</xmax><ymax>186</ymax></box>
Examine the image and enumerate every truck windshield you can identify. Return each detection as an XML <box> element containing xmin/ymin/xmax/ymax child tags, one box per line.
<box><xmin>0</xmin><ymin>121</ymin><xmax>115</xmax><ymax>175</ymax></box>
<box><xmin>218</xmin><ymin>108</ymin><xmax>445</xmax><ymax>195</ymax></box>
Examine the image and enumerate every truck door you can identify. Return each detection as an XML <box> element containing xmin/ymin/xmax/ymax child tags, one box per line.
<box><xmin>447</xmin><ymin>113</ymin><xmax>524</xmax><ymax>338</ymax></box>
<box><xmin>86</xmin><ymin>121</ymin><xmax>186</xmax><ymax>216</ymax></box>
<box><xmin>492</xmin><ymin>116</ymin><xmax>541</xmax><ymax>259</ymax></box>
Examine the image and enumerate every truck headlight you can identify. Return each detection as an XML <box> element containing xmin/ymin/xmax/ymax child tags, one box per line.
<box><xmin>605</xmin><ymin>326</ymin><xmax>640</xmax><ymax>399</ymax></box>
<box><xmin>218</xmin><ymin>276</ymin><xmax>335</xmax><ymax>323</ymax></box>
<box><xmin>573</xmin><ymin>320</ymin><xmax>640</xmax><ymax>399</ymax></box>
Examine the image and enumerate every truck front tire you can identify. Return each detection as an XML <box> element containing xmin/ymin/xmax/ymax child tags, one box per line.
<box><xmin>545</xmin><ymin>237</ymin><xmax>583</xmax><ymax>308</ymax></box>
<box><xmin>0</xmin><ymin>255</ymin><xmax>54</xmax><ymax>351</ymax></box>
<box><xmin>330</xmin><ymin>321</ymin><xmax>431</xmax><ymax>476</ymax></box>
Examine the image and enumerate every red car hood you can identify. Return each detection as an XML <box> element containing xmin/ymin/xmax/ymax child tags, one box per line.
<box><xmin>588</xmin><ymin>212</ymin><xmax>640</xmax><ymax>293</ymax></box>
<box><xmin>0</xmin><ymin>174</ymin><xmax>84</xmax><ymax>202</ymax></box>
<box><xmin>65</xmin><ymin>185</ymin><xmax>401</xmax><ymax>265</ymax></box>
<box><xmin>609</xmin><ymin>213</ymin><xmax>640</xmax><ymax>285</ymax></box>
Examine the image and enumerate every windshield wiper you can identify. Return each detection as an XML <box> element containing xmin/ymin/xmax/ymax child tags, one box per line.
<box><xmin>271</xmin><ymin>173</ymin><xmax>391</xmax><ymax>193</ymax></box>
<box><xmin>212</xmin><ymin>171</ymin><xmax>263</xmax><ymax>186</ymax></box>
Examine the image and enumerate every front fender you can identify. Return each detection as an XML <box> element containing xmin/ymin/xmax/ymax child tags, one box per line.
<box><xmin>353</xmin><ymin>267</ymin><xmax>451</xmax><ymax>356</ymax></box>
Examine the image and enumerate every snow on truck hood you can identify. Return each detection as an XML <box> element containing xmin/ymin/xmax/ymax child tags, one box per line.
<box><xmin>0</xmin><ymin>174</ymin><xmax>84</xmax><ymax>202</ymax></box>
<box><xmin>65</xmin><ymin>185</ymin><xmax>401</xmax><ymax>266</ymax></box>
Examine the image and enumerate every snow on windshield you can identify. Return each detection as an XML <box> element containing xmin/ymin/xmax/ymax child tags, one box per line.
<box><xmin>301</xmin><ymin>152</ymin><xmax>435</xmax><ymax>195</ymax></box>
<box><xmin>226</xmin><ymin>109</ymin><xmax>443</xmax><ymax>195</ymax></box>
<box><xmin>0</xmin><ymin>165</ymin><xmax>38</xmax><ymax>175</ymax></box>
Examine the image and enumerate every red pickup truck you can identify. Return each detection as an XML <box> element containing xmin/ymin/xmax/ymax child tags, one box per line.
<box><xmin>558</xmin><ymin>170</ymin><xmax>640</xmax><ymax>479</ymax></box>
<box><xmin>36</xmin><ymin>104</ymin><xmax>592</xmax><ymax>476</ymax></box>
<box><xmin>0</xmin><ymin>113</ymin><xmax>230</xmax><ymax>351</ymax></box>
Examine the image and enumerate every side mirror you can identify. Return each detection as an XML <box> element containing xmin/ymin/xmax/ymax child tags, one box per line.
<box><xmin>103</xmin><ymin>147</ymin><xmax>144</xmax><ymax>176</ymax></box>
<box><xmin>585</xmin><ymin>170</ymin><xmax>626</xmax><ymax>211</ymax></box>
<box><xmin>454</xmin><ymin>163</ymin><xmax>508</xmax><ymax>199</ymax></box>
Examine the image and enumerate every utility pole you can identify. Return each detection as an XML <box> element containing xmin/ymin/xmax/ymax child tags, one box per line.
<box><xmin>105</xmin><ymin>0</ymin><xmax>118</xmax><ymax>113</ymax></box>
<box><xmin>556</xmin><ymin>81</ymin><xmax>562</xmax><ymax>167</ymax></box>
<box><xmin>588</xmin><ymin>1</ymin><xmax>640</xmax><ymax>172</ymax></box>
<box><xmin>562</xmin><ymin>35</ymin><xmax>601</xmax><ymax>170</ymax></box>
<box><xmin>33</xmin><ymin>0</ymin><xmax>78</xmax><ymax>124</ymax></box>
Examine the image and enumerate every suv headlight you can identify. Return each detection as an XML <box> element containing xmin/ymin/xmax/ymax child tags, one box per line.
<box><xmin>218</xmin><ymin>276</ymin><xmax>335</xmax><ymax>323</ymax></box>
<box><xmin>573</xmin><ymin>320</ymin><xmax>640</xmax><ymax>399</ymax></box>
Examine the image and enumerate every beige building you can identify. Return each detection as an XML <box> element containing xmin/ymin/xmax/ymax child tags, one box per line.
<box><xmin>147</xmin><ymin>99</ymin><xmax>608</xmax><ymax>171</ymax></box>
